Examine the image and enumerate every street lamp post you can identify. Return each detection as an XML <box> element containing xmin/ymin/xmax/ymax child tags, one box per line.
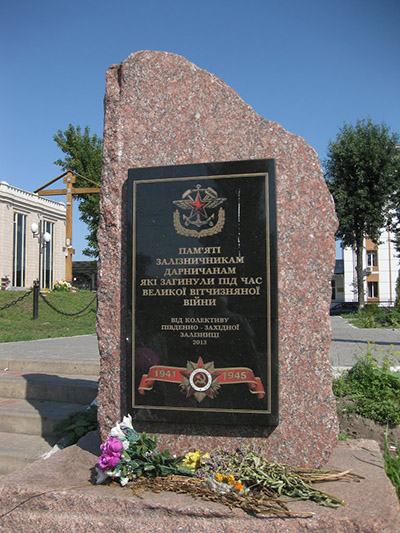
<box><xmin>31</xmin><ymin>221</ymin><xmax>51</xmax><ymax>320</ymax></box>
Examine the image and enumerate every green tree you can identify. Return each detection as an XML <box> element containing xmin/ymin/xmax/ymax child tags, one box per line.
<box><xmin>395</xmin><ymin>274</ymin><xmax>400</xmax><ymax>311</ymax></box>
<box><xmin>54</xmin><ymin>124</ymin><xmax>102</xmax><ymax>257</ymax></box>
<box><xmin>325</xmin><ymin>118</ymin><xmax>399</xmax><ymax>307</ymax></box>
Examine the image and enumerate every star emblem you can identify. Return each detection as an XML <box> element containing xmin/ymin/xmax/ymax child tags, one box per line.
<box><xmin>180</xmin><ymin>357</ymin><xmax>222</xmax><ymax>402</ymax></box>
<box><xmin>173</xmin><ymin>184</ymin><xmax>226</xmax><ymax>230</ymax></box>
<box><xmin>189</xmin><ymin>192</ymin><xmax>207</xmax><ymax>215</ymax></box>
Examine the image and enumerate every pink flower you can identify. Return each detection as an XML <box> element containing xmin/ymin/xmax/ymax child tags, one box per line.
<box><xmin>97</xmin><ymin>452</ymin><xmax>120</xmax><ymax>471</ymax></box>
<box><xmin>107</xmin><ymin>437</ymin><xmax>123</xmax><ymax>453</ymax></box>
<box><xmin>100</xmin><ymin>436</ymin><xmax>123</xmax><ymax>454</ymax></box>
<box><xmin>97</xmin><ymin>436</ymin><xmax>124</xmax><ymax>470</ymax></box>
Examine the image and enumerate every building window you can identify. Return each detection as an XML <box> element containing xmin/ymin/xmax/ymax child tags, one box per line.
<box><xmin>367</xmin><ymin>251</ymin><xmax>378</xmax><ymax>267</ymax></box>
<box><xmin>41</xmin><ymin>221</ymin><xmax>54</xmax><ymax>289</ymax></box>
<box><xmin>331</xmin><ymin>279</ymin><xmax>336</xmax><ymax>300</ymax></box>
<box><xmin>13</xmin><ymin>212</ymin><xmax>26</xmax><ymax>287</ymax></box>
<box><xmin>367</xmin><ymin>281</ymin><xmax>379</xmax><ymax>299</ymax></box>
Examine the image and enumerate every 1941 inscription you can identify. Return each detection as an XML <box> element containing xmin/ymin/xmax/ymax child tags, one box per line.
<box><xmin>127</xmin><ymin>159</ymin><xmax>278</xmax><ymax>426</ymax></box>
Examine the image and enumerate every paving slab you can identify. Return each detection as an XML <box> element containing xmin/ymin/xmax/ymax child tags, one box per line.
<box><xmin>0</xmin><ymin>398</ymin><xmax>85</xmax><ymax>436</ymax></box>
<box><xmin>0</xmin><ymin>335</ymin><xmax>100</xmax><ymax>375</ymax></box>
<box><xmin>0</xmin><ymin>370</ymin><xmax>98</xmax><ymax>404</ymax></box>
<box><xmin>0</xmin><ymin>334</ymin><xmax>99</xmax><ymax>363</ymax></box>
<box><xmin>0</xmin><ymin>432</ymin><xmax>398</xmax><ymax>532</ymax></box>
<box><xmin>2</xmin><ymin>323</ymin><xmax>400</xmax><ymax>377</ymax></box>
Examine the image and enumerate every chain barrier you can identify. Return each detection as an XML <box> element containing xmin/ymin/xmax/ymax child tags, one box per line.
<box><xmin>0</xmin><ymin>289</ymin><xmax>33</xmax><ymax>312</ymax></box>
<box><xmin>39</xmin><ymin>292</ymin><xmax>97</xmax><ymax>316</ymax></box>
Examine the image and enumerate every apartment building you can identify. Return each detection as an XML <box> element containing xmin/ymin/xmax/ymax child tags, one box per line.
<box><xmin>332</xmin><ymin>228</ymin><xmax>400</xmax><ymax>305</ymax></box>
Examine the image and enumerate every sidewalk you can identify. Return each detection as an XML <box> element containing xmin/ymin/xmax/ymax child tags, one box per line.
<box><xmin>330</xmin><ymin>315</ymin><xmax>400</xmax><ymax>367</ymax></box>
<box><xmin>0</xmin><ymin>334</ymin><xmax>100</xmax><ymax>375</ymax></box>
<box><xmin>0</xmin><ymin>323</ymin><xmax>400</xmax><ymax>371</ymax></box>
<box><xmin>0</xmin><ymin>335</ymin><xmax>98</xmax><ymax>361</ymax></box>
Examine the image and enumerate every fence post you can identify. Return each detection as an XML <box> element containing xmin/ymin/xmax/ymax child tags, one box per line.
<box><xmin>33</xmin><ymin>280</ymin><xmax>39</xmax><ymax>320</ymax></box>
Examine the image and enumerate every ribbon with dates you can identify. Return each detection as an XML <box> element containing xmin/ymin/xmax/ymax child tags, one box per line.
<box><xmin>138</xmin><ymin>363</ymin><xmax>265</xmax><ymax>399</ymax></box>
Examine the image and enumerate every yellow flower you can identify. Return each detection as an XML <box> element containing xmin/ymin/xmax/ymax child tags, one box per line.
<box><xmin>224</xmin><ymin>474</ymin><xmax>236</xmax><ymax>486</ymax></box>
<box><xmin>181</xmin><ymin>450</ymin><xmax>209</xmax><ymax>470</ymax></box>
<box><xmin>214</xmin><ymin>473</ymin><xmax>223</xmax><ymax>482</ymax></box>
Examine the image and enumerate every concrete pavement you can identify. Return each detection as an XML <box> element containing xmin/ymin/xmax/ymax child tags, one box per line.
<box><xmin>0</xmin><ymin>334</ymin><xmax>99</xmax><ymax>375</ymax></box>
<box><xmin>330</xmin><ymin>316</ymin><xmax>400</xmax><ymax>368</ymax></box>
<box><xmin>0</xmin><ymin>335</ymin><xmax>99</xmax><ymax>475</ymax></box>
<box><xmin>0</xmin><ymin>334</ymin><xmax>99</xmax><ymax>361</ymax></box>
<box><xmin>1</xmin><ymin>321</ymin><xmax>400</xmax><ymax>372</ymax></box>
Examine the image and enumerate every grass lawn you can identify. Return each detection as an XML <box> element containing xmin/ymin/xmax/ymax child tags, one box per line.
<box><xmin>0</xmin><ymin>289</ymin><xmax>96</xmax><ymax>342</ymax></box>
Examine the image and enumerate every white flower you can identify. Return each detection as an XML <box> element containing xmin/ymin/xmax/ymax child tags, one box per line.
<box><xmin>120</xmin><ymin>477</ymin><xmax>129</xmax><ymax>486</ymax></box>
<box><xmin>121</xmin><ymin>414</ymin><xmax>133</xmax><ymax>429</ymax></box>
<box><xmin>110</xmin><ymin>422</ymin><xmax>125</xmax><ymax>439</ymax></box>
<box><xmin>122</xmin><ymin>440</ymin><xmax>130</xmax><ymax>450</ymax></box>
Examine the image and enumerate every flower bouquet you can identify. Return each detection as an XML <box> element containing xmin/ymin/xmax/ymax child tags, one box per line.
<box><xmin>96</xmin><ymin>415</ymin><xmax>193</xmax><ymax>486</ymax></box>
<box><xmin>53</xmin><ymin>280</ymin><xmax>72</xmax><ymax>292</ymax></box>
<box><xmin>96</xmin><ymin>416</ymin><xmax>356</xmax><ymax>516</ymax></box>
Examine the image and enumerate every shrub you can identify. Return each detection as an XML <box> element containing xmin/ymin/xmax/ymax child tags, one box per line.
<box><xmin>384</xmin><ymin>432</ymin><xmax>400</xmax><ymax>499</ymax></box>
<box><xmin>349</xmin><ymin>304</ymin><xmax>400</xmax><ymax>328</ymax></box>
<box><xmin>333</xmin><ymin>344</ymin><xmax>400</xmax><ymax>425</ymax></box>
<box><xmin>53</xmin><ymin>404</ymin><xmax>98</xmax><ymax>446</ymax></box>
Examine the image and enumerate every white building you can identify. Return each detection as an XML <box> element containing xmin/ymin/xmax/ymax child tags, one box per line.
<box><xmin>332</xmin><ymin>228</ymin><xmax>400</xmax><ymax>306</ymax></box>
<box><xmin>0</xmin><ymin>181</ymin><xmax>66</xmax><ymax>289</ymax></box>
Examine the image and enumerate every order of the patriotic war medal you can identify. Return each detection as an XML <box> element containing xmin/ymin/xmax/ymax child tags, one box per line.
<box><xmin>173</xmin><ymin>184</ymin><xmax>226</xmax><ymax>237</ymax></box>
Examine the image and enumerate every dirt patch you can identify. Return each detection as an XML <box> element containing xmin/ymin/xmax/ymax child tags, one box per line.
<box><xmin>338</xmin><ymin>410</ymin><xmax>400</xmax><ymax>450</ymax></box>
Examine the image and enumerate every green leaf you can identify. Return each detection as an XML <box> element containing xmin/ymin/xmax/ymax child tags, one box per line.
<box><xmin>65</xmin><ymin>432</ymin><xmax>77</xmax><ymax>444</ymax></box>
<box><xmin>177</xmin><ymin>466</ymin><xmax>195</xmax><ymax>476</ymax></box>
<box><xmin>75</xmin><ymin>418</ymin><xmax>89</xmax><ymax>427</ymax></box>
<box><xmin>75</xmin><ymin>426</ymin><xmax>86</xmax><ymax>437</ymax></box>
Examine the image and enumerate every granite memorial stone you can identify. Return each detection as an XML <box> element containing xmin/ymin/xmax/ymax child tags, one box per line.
<box><xmin>97</xmin><ymin>51</ymin><xmax>338</xmax><ymax>467</ymax></box>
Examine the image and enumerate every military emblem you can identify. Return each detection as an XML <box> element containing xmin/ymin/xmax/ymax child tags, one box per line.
<box><xmin>180</xmin><ymin>358</ymin><xmax>221</xmax><ymax>402</ymax></box>
<box><xmin>173</xmin><ymin>184</ymin><xmax>226</xmax><ymax>237</ymax></box>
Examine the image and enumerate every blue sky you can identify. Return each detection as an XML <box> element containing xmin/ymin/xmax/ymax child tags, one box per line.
<box><xmin>1</xmin><ymin>0</ymin><xmax>399</xmax><ymax>259</ymax></box>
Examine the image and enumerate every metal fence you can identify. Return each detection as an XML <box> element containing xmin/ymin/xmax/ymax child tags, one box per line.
<box><xmin>0</xmin><ymin>281</ymin><xmax>97</xmax><ymax>319</ymax></box>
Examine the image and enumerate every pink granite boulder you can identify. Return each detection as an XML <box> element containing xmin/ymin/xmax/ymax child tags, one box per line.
<box><xmin>97</xmin><ymin>50</ymin><xmax>338</xmax><ymax>467</ymax></box>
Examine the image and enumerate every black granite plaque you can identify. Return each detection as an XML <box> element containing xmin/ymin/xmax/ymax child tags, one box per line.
<box><xmin>127</xmin><ymin>160</ymin><xmax>278</xmax><ymax>425</ymax></box>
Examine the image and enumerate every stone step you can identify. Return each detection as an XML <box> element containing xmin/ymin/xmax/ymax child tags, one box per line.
<box><xmin>0</xmin><ymin>357</ymin><xmax>100</xmax><ymax>376</ymax></box>
<box><xmin>0</xmin><ymin>432</ymin><xmax>57</xmax><ymax>475</ymax></box>
<box><xmin>0</xmin><ymin>371</ymin><xmax>98</xmax><ymax>404</ymax></box>
<box><xmin>0</xmin><ymin>398</ymin><xmax>87</xmax><ymax>437</ymax></box>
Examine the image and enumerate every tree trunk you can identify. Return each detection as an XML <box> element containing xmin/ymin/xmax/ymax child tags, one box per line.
<box><xmin>355</xmin><ymin>239</ymin><xmax>365</xmax><ymax>308</ymax></box>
